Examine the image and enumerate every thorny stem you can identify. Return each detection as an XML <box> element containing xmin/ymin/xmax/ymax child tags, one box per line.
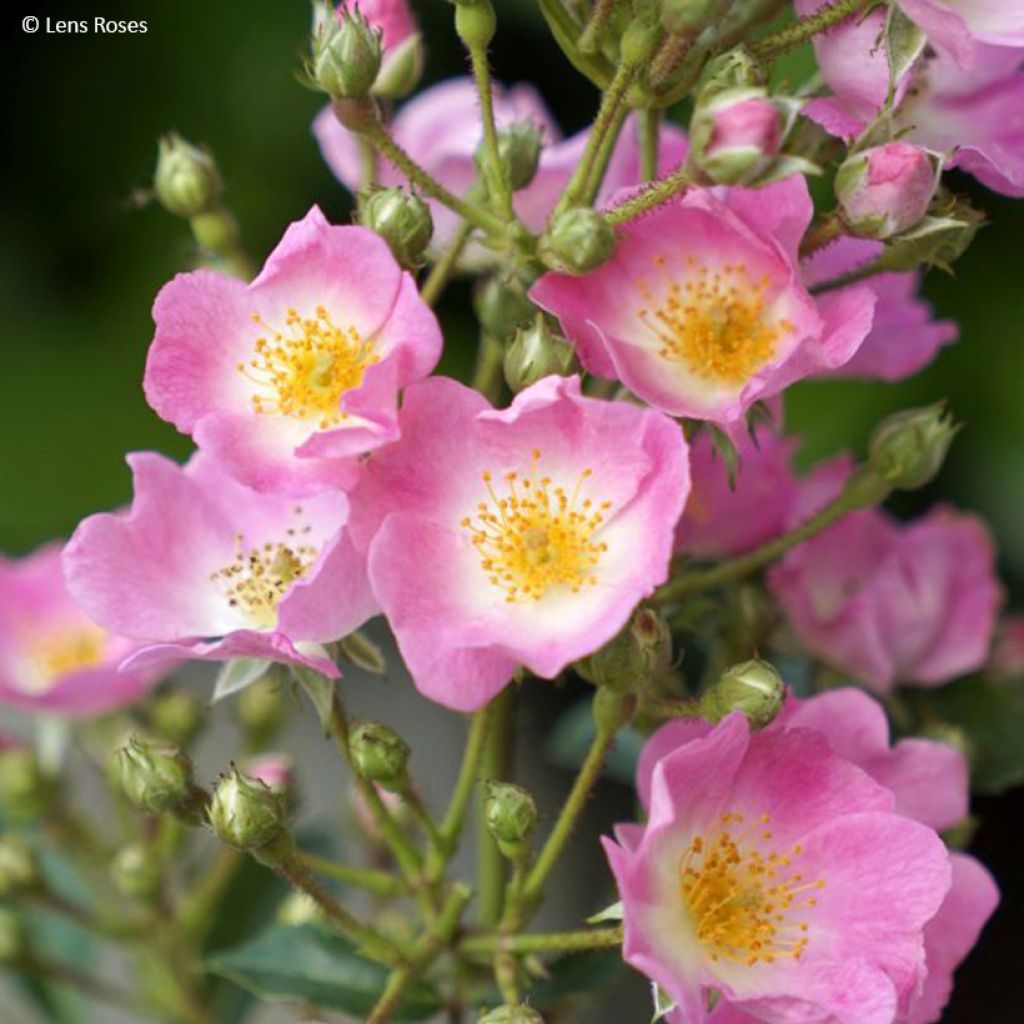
<box><xmin>461</xmin><ymin>925</ymin><xmax>625</xmax><ymax>957</ymax></box>
<box><xmin>578</xmin><ymin>0</ymin><xmax>619</xmax><ymax>55</ymax></box>
<box><xmin>809</xmin><ymin>257</ymin><xmax>888</xmax><ymax>295</ymax></box>
<box><xmin>421</xmin><ymin>219</ymin><xmax>476</xmax><ymax>306</ymax></box>
<box><xmin>750</xmin><ymin>0</ymin><xmax>876</xmax><ymax>60</ymax></box>
<box><xmin>604</xmin><ymin>165</ymin><xmax>693</xmax><ymax>225</ymax></box>
<box><xmin>472</xmin><ymin>332</ymin><xmax>506</xmax><ymax>403</ymax></box>
<box><xmin>467</xmin><ymin>40</ymin><xmax>515</xmax><ymax>220</ymax></box>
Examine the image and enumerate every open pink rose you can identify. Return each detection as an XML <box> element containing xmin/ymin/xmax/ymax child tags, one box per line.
<box><xmin>637</xmin><ymin>689</ymin><xmax>998</xmax><ymax>1024</ymax></box>
<box><xmin>531</xmin><ymin>175</ymin><xmax>876</xmax><ymax>425</ymax></box>
<box><xmin>768</xmin><ymin>506</ymin><xmax>1002</xmax><ymax>692</ymax></box>
<box><xmin>607</xmin><ymin>710</ymin><xmax>952</xmax><ymax>1024</ymax></box>
<box><xmin>348</xmin><ymin>375</ymin><xmax>689</xmax><ymax>711</ymax></box>
<box><xmin>144</xmin><ymin>206</ymin><xmax>442</xmax><ymax>496</ymax></box>
<box><xmin>0</xmin><ymin>544</ymin><xmax>166</xmax><ymax>716</ymax></box>
<box><xmin>63</xmin><ymin>452</ymin><xmax>377</xmax><ymax>679</ymax></box>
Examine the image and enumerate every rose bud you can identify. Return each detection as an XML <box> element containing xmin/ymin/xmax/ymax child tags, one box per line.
<box><xmin>702</xmin><ymin>658</ymin><xmax>785</xmax><ymax>729</ymax></box>
<box><xmin>690</xmin><ymin>87</ymin><xmax>782</xmax><ymax>185</ymax></box>
<box><xmin>538</xmin><ymin>208</ymin><xmax>616</xmax><ymax>275</ymax></box>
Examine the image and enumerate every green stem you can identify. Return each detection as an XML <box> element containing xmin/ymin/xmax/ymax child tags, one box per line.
<box><xmin>580</xmin><ymin>101</ymin><xmax>631</xmax><ymax>206</ymax></box>
<box><xmin>300</xmin><ymin>851</ymin><xmax>407</xmax><ymax>899</ymax></box>
<box><xmin>365</xmin><ymin>123</ymin><xmax>508</xmax><ymax>237</ymax></box>
<box><xmin>461</xmin><ymin>925</ymin><xmax>624</xmax><ymax>957</ymax></box>
<box><xmin>642</xmin><ymin>697</ymin><xmax>706</xmax><ymax>720</ymax></box>
<box><xmin>638</xmin><ymin>108</ymin><xmax>661</xmax><ymax>182</ymax></box>
<box><xmin>254</xmin><ymin>833</ymin><xmax>407</xmax><ymax>967</ymax></box>
<box><xmin>472</xmin><ymin>332</ymin><xmax>506</xmax><ymax>403</ymax></box>
<box><xmin>578</xmin><ymin>0</ymin><xmax>618</xmax><ymax>55</ymax></box>
<box><xmin>189</xmin><ymin>206</ymin><xmax>254</xmax><ymax>280</ymax></box>
<box><xmin>654</xmin><ymin>467</ymin><xmax>889</xmax><ymax>603</ymax></box>
<box><xmin>403</xmin><ymin>788</ymin><xmax>447</xmax><ymax>856</ymax></box>
<box><xmin>750</xmin><ymin>0</ymin><xmax>874</xmax><ymax>60</ymax></box>
<box><xmin>518</xmin><ymin>720</ymin><xmax>617</xmax><ymax>911</ymax></box>
<box><xmin>555</xmin><ymin>60</ymin><xmax>637</xmax><ymax>215</ymax></box>
<box><xmin>359</xmin><ymin>137</ymin><xmax>379</xmax><ymax>191</ymax></box>
<box><xmin>477</xmin><ymin>687</ymin><xmax>516</xmax><ymax>926</ymax></box>
<box><xmin>809</xmin><ymin>258</ymin><xmax>887</xmax><ymax>295</ymax></box>
<box><xmin>421</xmin><ymin>219</ymin><xmax>476</xmax><ymax>306</ymax></box>
<box><xmin>535</xmin><ymin>0</ymin><xmax>615</xmax><ymax>87</ymax></box>
<box><xmin>799</xmin><ymin>214</ymin><xmax>843</xmax><ymax>259</ymax></box>
<box><xmin>180</xmin><ymin>846</ymin><xmax>245</xmax><ymax>937</ymax></box>
<box><xmin>467</xmin><ymin>42</ymin><xmax>515</xmax><ymax>220</ymax></box>
<box><xmin>603</xmin><ymin>165</ymin><xmax>693</xmax><ymax>225</ymax></box>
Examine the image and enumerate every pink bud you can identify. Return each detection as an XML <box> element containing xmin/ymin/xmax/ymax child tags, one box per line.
<box><xmin>835</xmin><ymin>142</ymin><xmax>936</xmax><ymax>239</ymax></box>
<box><xmin>691</xmin><ymin>88</ymin><xmax>782</xmax><ymax>185</ymax></box>
<box><xmin>243</xmin><ymin>754</ymin><xmax>294</xmax><ymax>794</ymax></box>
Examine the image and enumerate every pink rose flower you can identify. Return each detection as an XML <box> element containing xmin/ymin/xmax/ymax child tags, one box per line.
<box><xmin>801</xmin><ymin>237</ymin><xmax>957</xmax><ymax>380</ymax></box>
<box><xmin>348</xmin><ymin>375</ymin><xmax>689</xmax><ymax>711</ymax></box>
<box><xmin>835</xmin><ymin>143</ymin><xmax>937</xmax><ymax>239</ymax></box>
<box><xmin>531</xmin><ymin>175</ymin><xmax>876</xmax><ymax>425</ymax></box>
<box><xmin>314</xmin><ymin>76</ymin><xmax>688</xmax><ymax>253</ymax></box>
<box><xmin>63</xmin><ymin>451</ymin><xmax>377</xmax><ymax>680</ymax></box>
<box><xmin>606</xmin><ymin>710</ymin><xmax>952</xmax><ymax>1023</ymax></box>
<box><xmin>675</xmin><ymin>420</ymin><xmax>851</xmax><ymax>559</ymax></box>
<box><xmin>144</xmin><ymin>206</ymin><xmax>442</xmax><ymax>496</ymax></box>
<box><xmin>768</xmin><ymin>507</ymin><xmax>1002</xmax><ymax>692</ymax></box>
<box><xmin>636</xmin><ymin>689</ymin><xmax>998</xmax><ymax>1024</ymax></box>
<box><xmin>334</xmin><ymin>0</ymin><xmax>422</xmax><ymax>97</ymax></box>
<box><xmin>0</xmin><ymin>544</ymin><xmax>166</xmax><ymax>716</ymax></box>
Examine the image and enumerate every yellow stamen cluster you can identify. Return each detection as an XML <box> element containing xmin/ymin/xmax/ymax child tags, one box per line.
<box><xmin>238</xmin><ymin>306</ymin><xmax>378</xmax><ymax>429</ymax></box>
<box><xmin>29</xmin><ymin>625</ymin><xmax>106</xmax><ymax>683</ymax></box>
<box><xmin>637</xmin><ymin>256</ymin><xmax>789</xmax><ymax>383</ymax></box>
<box><xmin>210</xmin><ymin>510</ymin><xmax>317</xmax><ymax>629</ymax></box>
<box><xmin>679</xmin><ymin>811</ymin><xmax>824</xmax><ymax>968</ymax></box>
<box><xmin>461</xmin><ymin>449</ymin><xmax>612</xmax><ymax>603</ymax></box>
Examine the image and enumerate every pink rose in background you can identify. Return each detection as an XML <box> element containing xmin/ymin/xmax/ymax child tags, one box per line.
<box><xmin>0</xmin><ymin>544</ymin><xmax>167</xmax><ymax>716</ymax></box>
<box><xmin>144</xmin><ymin>206</ymin><xmax>441</xmax><ymax>496</ymax></box>
<box><xmin>606</xmin><ymin>710</ymin><xmax>951</xmax><ymax>1024</ymax></box>
<box><xmin>334</xmin><ymin>0</ymin><xmax>422</xmax><ymax>97</ymax></box>
<box><xmin>768</xmin><ymin>507</ymin><xmax>1002</xmax><ymax>692</ymax></box>
<box><xmin>348</xmin><ymin>375</ymin><xmax>689</xmax><ymax>711</ymax></box>
<box><xmin>314</xmin><ymin>76</ymin><xmax>689</xmax><ymax>254</ymax></box>
<box><xmin>531</xmin><ymin>175</ymin><xmax>876</xmax><ymax>425</ymax></box>
<box><xmin>638</xmin><ymin>689</ymin><xmax>998</xmax><ymax>1024</ymax></box>
<box><xmin>63</xmin><ymin>451</ymin><xmax>377</xmax><ymax>680</ymax></box>
<box><xmin>675</xmin><ymin>420</ymin><xmax>852</xmax><ymax>559</ymax></box>
<box><xmin>802</xmin><ymin>237</ymin><xmax>957</xmax><ymax>381</ymax></box>
<box><xmin>243</xmin><ymin>754</ymin><xmax>295</xmax><ymax>794</ymax></box>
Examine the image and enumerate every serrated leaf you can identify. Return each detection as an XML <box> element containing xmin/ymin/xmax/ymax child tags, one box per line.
<box><xmin>884</xmin><ymin>5</ymin><xmax>926</xmax><ymax>96</ymax></box>
<box><xmin>290</xmin><ymin>664</ymin><xmax>337</xmax><ymax>730</ymax></box>
<box><xmin>212</xmin><ymin>658</ymin><xmax>273</xmax><ymax>702</ymax></box>
<box><xmin>207</xmin><ymin>924</ymin><xmax>440</xmax><ymax>1020</ymax></box>
<box><xmin>905</xmin><ymin>677</ymin><xmax>1024</xmax><ymax>794</ymax></box>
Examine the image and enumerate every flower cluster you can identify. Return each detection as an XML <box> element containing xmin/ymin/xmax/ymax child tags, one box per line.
<box><xmin>3</xmin><ymin>1</ymin><xmax>1020</xmax><ymax>1022</ymax></box>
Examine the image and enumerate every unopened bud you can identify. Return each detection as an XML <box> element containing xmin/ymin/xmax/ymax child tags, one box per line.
<box><xmin>836</xmin><ymin>142</ymin><xmax>937</xmax><ymax>240</ymax></box>
<box><xmin>868</xmin><ymin>402</ymin><xmax>957</xmax><ymax>491</ymax></box>
<box><xmin>539</xmin><ymin>209</ymin><xmax>616</xmax><ymax>275</ymax></box>
<box><xmin>703</xmin><ymin>659</ymin><xmax>784</xmax><ymax>729</ymax></box>
<box><xmin>110</xmin><ymin>842</ymin><xmax>162</xmax><ymax>901</ymax></box>
<box><xmin>0</xmin><ymin>835</ymin><xmax>39</xmax><ymax>897</ymax></box>
<box><xmin>478</xmin><ymin>121</ymin><xmax>543</xmax><ymax>193</ymax></box>
<box><xmin>0</xmin><ymin>748</ymin><xmax>55</xmax><ymax>823</ymax></box>
<box><xmin>504</xmin><ymin>316</ymin><xmax>577</xmax><ymax>393</ymax></box>
<box><xmin>478</xmin><ymin>1005</ymin><xmax>545</xmax><ymax>1024</ymax></box>
<box><xmin>154</xmin><ymin>133</ymin><xmax>223</xmax><ymax>218</ymax></box>
<box><xmin>349</xmin><ymin>722</ymin><xmax>410</xmax><ymax>793</ymax></box>
<box><xmin>148</xmin><ymin>688</ymin><xmax>204</xmax><ymax>747</ymax></box>
<box><xmin>698</xmin><ymin>48</ymin><xmax>761</xmax><ymax>94</ymax></box>
<box><xmin>359</xmin><ymin>187</ymin><xmax>433</xmax><ymax>269</ymax></box>
<box><xmin>455</xmin><ymin>0</ymin><xmax>497</xmax><ymax>51</ymax></box>
<box><xmin>0</xmin><ymin>908</ymin><xmax>25</xmax><ymax>964</ymax></box>
<box><xmin>579</xmin><ymin>607</ymin><xmax>672</xmax><ymax>694</ymax></box>
<box><xmin>690</xmin><ymin>88</ymin><xmax>782</xmax><ymax>185</ymax></box>
<box><xmin>484</xmin><ymin>782</ymin><xmax>537</xmax><ymax>858</ymax></box>
<box><xmin>208</xmin><ymin>767</ymin><xmax>286</xmax><ymax>851</ymax></box>
<box><xmin>662</xmin><ymin>0</ymin><xmax>732</xmax><ymax>35</ymax></box>
<box><xmin>475</xmin><ymin>276</ymin><xmax>536</xmax><ymax>340</ymax></box>
<box><xmin>310</xmin><ymin>4</ymin><xmax>383</xmax><ymax>100</ymax></box>
<box><xmin>117</xmin><ymin>736</ymin><xmax>195</xmax><ymax>815</ymax></box>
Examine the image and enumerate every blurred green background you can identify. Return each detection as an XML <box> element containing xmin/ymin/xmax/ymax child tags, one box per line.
<box><xmin>2</xmin><ymin>2</ymin><xmax>1022</xmax><ymax>1021</ymax></box>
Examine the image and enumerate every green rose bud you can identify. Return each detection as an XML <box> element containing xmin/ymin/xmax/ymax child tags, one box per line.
<box><xmin>475</xmin><ymin>276</ymin><xmax>536</xmax><ymax>340</ymax></box>
<box><xmin>579</xmin><ymin>606</ymin><xmax>672</xmax><ymax>694</ymax></box>
<box><xmin>154</xmin><ymin>133</ymin><xmax>223</xmax><ymax>218</ymax></box>
<box><xmin>208</xmin><ymin>767</ymin><xmax>286</xmax><ymax>851</ymax></box>
<box><xmin>117</xmin><ymin>736</ymin><xmax>195</xmax><ymax>815</ymax></box>
<box><xmin>0</xmin><ymin>747</ymin><xmax>55</xmax><ymax>823</ymax></box>
<box><xmin>503</xmin><ymin>316</ymin><xmax>577</xmax><ymax>393</ymax></box>
<box><xmin>110</xmin><ymin>842</ymin><xmax>162</xmax><ymax>901</ymax></box>
<box><xmin>349</xmin><ymin>722</ymin><xmax>411</xmax><ymax>793</ymax></box>
<box><xmin>697</xmin><ymin>47</ymin><xmax>761</xmax><ymax>95</ymax></box>
<box><xmin>148</xmin><ymin>688</ymin><xmax>204</xmax><ymax>747</ymax></box>
<box><xmin>703</xmin><ymin>659</ymin><xmax>784</xmax><ymax>729</ymax></box>
<box><xmin>868</xmin><ymin>402</ymin><xmax>958</xmax><ymax>491</ymax></box>
<box><xmin>484</xmin><ymin>782</ymin><xmax>537</xmax><ymax>858</ymax></box>
<box><xmin>375</xmin><ymin>32</ymin><xmax>425</xmax><ymax>100</ymax></box>
<box><xmin>539</xmin><ymin>209</ymin><xmax>616</xmax><ymax>275</ymax></box>
<box><xmin>0</xmin><ymin>835</ymin><xmax>39</xmax><ymax>898</ymax></box>
<box><xmin>0</xmin><ymin>908</ymin><xmax>25</xmax><ymax>964</ymax></box>
<box><xmin>358</xmin><ymin>187</ymin><xmax>434</xmax><ymax>269</ymax></box>
<box><xmin>478</xmin><ymin>1005</ymin><xmax>545</xmax><ymax>1024</ymax></box>
<box><xmin>310</xmin><ymin>4</ymin><xmax>383</xmax><ymax>100</ymax></box>
<box><xmin>477</xmin><ymin>121</ymin><xmax>543</xmax><ymax>193</ymax></box>
<box><xmin>454</xmin><ymin>0</ymin><xmax>497</xmax><ymax>51</ymax></box>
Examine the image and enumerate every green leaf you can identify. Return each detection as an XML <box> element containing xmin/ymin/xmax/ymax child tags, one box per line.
<box><xmin>546</xmin><ymin>700</ymin><xmax>644</xmax><ymax>785</ymax></box>
<box><xmin>212</xmin><ymin>658</ymin><xmax>273</xmax><ymax>702</ymax></box>
<box><xmin>883</xmin><ymin>5</ymin><xmax>925</xmax><ymax>97</ymax></box>
<box><xmin>906</xmin><ymin>677</ymin><xmax>1024</xmax><ymax>794</ymax></box>
<box><xmin>531</xmin><ymin>949</ymin><xmax>625</xmax><ymax>1003</ymax></box>
<box><xmin>291</xmin><ymin>664</ymin><xmax>337</xmax><ymax>730</ymax></box>
<box><xmin>207</xmin><ymin>924</ymin><xmax>440</xmax><ymax>1020</ymax></box>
